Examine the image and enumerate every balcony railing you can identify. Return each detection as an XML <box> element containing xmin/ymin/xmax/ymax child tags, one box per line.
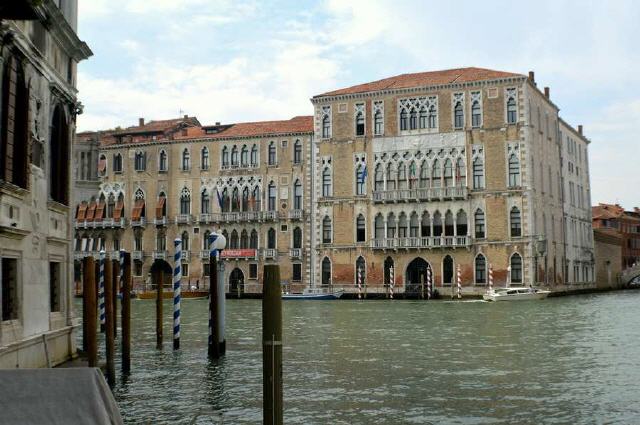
<box><xmin>153</xmin><ymin>250</ymin><xmax>167</xmax><ymax>260</ymax></box>
<box><xmin>154</xmin><ymin>217</ymin><xmax>167</xmax><ymax>226</ymax></box>
<box><xmin>181</xmin><ymin>251</ymin><xmax>190</xmax><ymax>261</ymax></box>
<box><xmin>198</xmin><ymin>211</ymin><xmax>279</xmax><ymax>224</ymax></box>
<box><xmin>288</xmin><ymin>209</ymin><xmax>303</xmax><ymax>220</ymax></box>
<box><xmin>131</xmin><ymin>217</ymin><xmax>146</xmax><ymax>227</ymax></box>
<box><xmin>263</xmin><ymin>248</ymin><xmax>277</xmax><ymax>259</ymax></box>
<box><xmin>200</xmin><ymin>250</ymin><xmax>211</xmax><ymax>259</ymax></box>
<box><xmin>372</xmin><ymin>186</ymin><xmax>468</xmax><ymax>203</ymax></box>
<box><xmin>132</xmin><ymin>251</ymin><xmax>144</xmax><ymax>260</ymax></box>
<box><xmin>175</xmin><ymin>214</ymin><xmax>192</xmax><ymax>225</ymax></box>
<box><xmin>289</xmin><ymin>248</ymin><xmax>302</xmax><ymax>258</ymax></box>
<box><xmin>370</xmin><ymin>235</ymin><xmax>470</xmax><ymax>249</ymax></box>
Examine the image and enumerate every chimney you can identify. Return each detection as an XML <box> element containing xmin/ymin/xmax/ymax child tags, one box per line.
<box><xmin>138</xmin><ymin>117</ymin><xmax>144</xmax><ymax>126</ymax></box>
<box><xmin>544</xmin><ymin>87</ymin><xmax>550</xmax><ymax>98</ymax></box>
<box><xmin>183</xmin><ymin>114</ymin><xmax>188</xmax><ymax>119</ymax></box>
<box><xmin>215</xmin><ymin>121</ymin><xmax>221</xmax><ymax>126</ymax></box>
<box><xmin>528</xmin><ymin>71</ymin><xmax>535</xmax><ymax>85</ymax></box>
<box><xmin>578</xmin><ymin>125</ymin><xmax>583</xmax><ymax>135</ymax></box>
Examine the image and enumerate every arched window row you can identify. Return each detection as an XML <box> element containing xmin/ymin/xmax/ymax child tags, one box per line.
<box><xmin>199</xmin><ymin>184</ymin><xmax>264</xmax><ymax>213</ymax></box>
<box><xmin>372</xmin><ymin>155</ymin><xmax>467</xmax><ymax>191</ymax></box>
<box><xmin>221</xmin><ymin>143</ymin><xmax>259</xmax><ymax>169</ymax></box>
<box><xmin>372</xmin><ymin>209</ymin><xmax>470</xmax><ymax>240</ymax></box>
<box><xmin>398</xmin><ymin>96</ymin><xmax>438</xmax><ymax>131</ymax></box>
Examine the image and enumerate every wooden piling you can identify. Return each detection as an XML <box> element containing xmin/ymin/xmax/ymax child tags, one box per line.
<box><xmin>153</xmin><ymin>267</ymin><xmax>163</xmax><ymax>350</ymax></box>
<box><xmin>208</xmin><ymin>253</ymin><xmax>220</xmax><ymax>359</ymax></box>
<box><xmin>83</xmin><ymin>257</ymin><xmax>98</xmax><ymax>367</ymax></box>
<box><xmin>112</xmin><ymin>259</ymin><xmax>119</xmax><ymax>339</ymax></box>
<box><xmin>262</xmin><ymin>264</ymin><xmax>283</xmax><ymax>425</ymax></box>
<box><xmin>121</xmin><ymin>252</ymin><xmax>131</xmax><ymax>374</ymax></box>
<box><xmin>104</xmin><ymin>258</ymin><xmax>115</xmax><ymax>387</ymax></box>
<box><xmin>82</xmin><ymin>258</ymin><xmax>88</xmax><ymax>353</ymax></box>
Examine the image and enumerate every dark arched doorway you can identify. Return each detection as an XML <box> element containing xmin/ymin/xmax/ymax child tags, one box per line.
<box><xmin>406</xmin><ymin>258</ymin><xmax>431</xmax><ymax>297</ymax></box>
<box><xmin>150</xmin><ymin>259</ymin><xmax>172</xmax><ymax>291</ymax></box>
<box><xmin>230</xmin><ymin>268</ymin><xmax>244</xmax><ymax>296</ymax></box>
<box><xmin>443</xmin><ymin>255</ymin><xmax>454</xmax><ymax>286</ymax></box>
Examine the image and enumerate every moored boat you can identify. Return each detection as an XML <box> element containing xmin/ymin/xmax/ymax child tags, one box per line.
<box><xmin>483</xmin><ymin>287</ymin><xmax>550</xmax><ymax>301</ymax></box>
<box><xmin>136</xmin><ymin>290</ymin><xmax>208</xmax><ymax>300</ymax></box>
<box><xmin>282</xmin><ymin>289</ymin><xmax>343</xmax><ymax>300</ymax></box>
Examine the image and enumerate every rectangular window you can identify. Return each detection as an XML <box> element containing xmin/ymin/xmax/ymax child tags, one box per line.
<box><xmin>249</xmin><ymin>263</ymin><xmax>258</xmax><ymax>279</ymax></box>
<box><xmin>134</xmin><ymin>234</ymin><xmax>143</xmax><ymax>251</ymax></box>
<box><xmin>203</xmin><ymin>262</ymin><xmax>210</xmax><ymax>277</ymax></box>
<box><xmin>373</xmin><ymin>101</ymin><xmax>384</xmax><ymax>135</ymax></box>
<box><xmin>506</xmin><ymin>88</ymin><xmax>517</xmax><ymax>124</ymax></box>
<box><xmin>134</xmin><ymin>260</ymin><xmax>143</xmax><ymax>277</ymax></box>
<box><xmin>49</xmin><ymin>262</ymin><xmax>61</xmax><ymax>312</ymax></box>
<box><xmin>182</xmin><ymin>263</ymin><xmax>188</xmax><ymax>277</ymax></box>
<box><xmin>2</xmin><ymin>258</ymin><xmax>19</xmax><ymax>321</ymax></box>
<box><xmin>355</xmin><ymin>103</ymin><xmax>365</xmax><ymax>136</ymax></box>
<box><xmin>471</xmin><ymin>91</ymin><xmax>482</xmax><ymax>128</ymax></box>
<box><xmin>472</xmin><ymin>159</ymin><xmax>484</xmax><ymax>189</ymax></box>
<box><xmin>292</xmin><ymin>263</ymin><xmax>302</xmax><ymax>281</ymax></box>
<box><xmin>321</xmin><ymin>106</ymin><xmax>331</xmax><ymax>138</ymax></box>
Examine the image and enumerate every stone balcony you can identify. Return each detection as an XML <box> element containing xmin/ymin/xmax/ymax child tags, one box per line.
<box><xmin>131</xmin><ymin>217</ymin><xmax>146</xmax><ymax>227</ymax></box>
<box><xmin>373</xmin><ymin>186</ymin><xmax>468</xmax><ymax>203</ymax></box>
<box><xmin>153</xmin><ymin>250</ymin><xmax>168</xmax><ymax>260</ymax></box>
<box><xmin>181</xmin><ymin>251</ymin><xmax>190</xmax><ymax>261</ymax></box>
<box><xmin>153</xmin><ymin>217</ymin><xmax>167</xmax><ymax>226</ymax></box>
<box><xmin>132</xmin><ymin>251</ymin><xmax>144</xmax><ymax>260</ymax></box>
<box><xmin>175</xmin><ymin>214</ymin><xmax>192</xmax><ymax>225</ymax></box>
<box><xmin>263</xmin><ymin>248</ymin><xmax>277</xmax><ymax>259</ymax></box>
<box><xmin>288</xmin><ymin>209</ymin><xmax>304</xmax><ymax>220</ymax></box>
<box><xmin>289</xmin><ymin>248</ymin><xmax>302</xmax><ymax>258</ymax></box>
<box><xmin>198</xmin><ymin>211</ymin><xmax>279</xmax><ymax>224</ymax></box>
<box><xmin>370</xmin><ymin>235</ymin><xmax>470</xmax><ymax>250</ymax></box>
<box><xmin>75</xmin><ymin>218</ymin><xmax>125</xmax><ymax>229</ymax></box>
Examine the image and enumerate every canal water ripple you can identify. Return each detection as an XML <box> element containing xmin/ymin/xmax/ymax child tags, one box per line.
<box><xmin>93</xmin><ymin>290</ymin><xmax>640</xmax><ymax>424</ymax></box>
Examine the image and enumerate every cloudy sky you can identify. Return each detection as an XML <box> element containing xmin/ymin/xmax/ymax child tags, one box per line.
<box><xmin>77</xmin><ymin>0</ymin><xmax>640</xmax><ymax>208</ymax></box>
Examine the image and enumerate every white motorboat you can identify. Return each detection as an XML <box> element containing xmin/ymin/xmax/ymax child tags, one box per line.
<box><xmin>483</xmin><ymin>287</ymin><xmax>551</xmax><ymax>302</ymax></box>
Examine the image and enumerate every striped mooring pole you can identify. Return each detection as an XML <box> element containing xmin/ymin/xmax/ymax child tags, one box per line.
<box><xmin>488</xmin><ymin>263</ymin><xmax>494</xmax><ymax>292</ymax></box>
<box><xmin>119</xmin><ymin>249</ymin><xmax>125</xmax><ymax>295</ymax></box>
<box><xmin>389</xmin><ymin>265</ymin><xmax>394</xmax><ymax>300</ymax></box>
<box><xmin>427</xmin><ymin>267</ymin><xmax>432</xmax><ymax>300</ymax></box>
<box><xmin>357</xmin><ymin>267</ymin><xmax>362</xmax><ymax>300</ymax></box>
<box><xmin>173</xmin><ymin>239</ymin><xmax>182</xmax><ymax>350</ymax></box>
<box><xmin>99</xmin><ymin>250</ymin><xmax>106</xmax><ymax>333</ymax></box>
<box><xmin>457</xmin><ymin>264</ymin><xmax>462</xmax><ymax>299</ymax></box>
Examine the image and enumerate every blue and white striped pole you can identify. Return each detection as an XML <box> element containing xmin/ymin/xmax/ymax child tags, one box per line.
<box><xmin>208</xmin><ymin>233</ymin><xmax>217</xmax><ymax>356</ymax></box>
<box><xmin>99</xmin><ymin>250</ymin><xmax>106</xmax><ymax>333</ymax></box>
<box><xmin>119</xmin><ymin>249</ymin><xmax>125</xmax><ymax>297</ymax></box>
<box><xmin>173</xmin><ymin>238</ymin><xmax>182</xmax><ymax>350</ymax></box>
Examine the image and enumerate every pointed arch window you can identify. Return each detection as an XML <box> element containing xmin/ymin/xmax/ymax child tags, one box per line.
<box><xmin>421</xmin><ymin>212</ymin><xmax>431</xmax><ymax>237</ymax></box>
<box><xmin>455</xmin><ymin>157</ymin><xmax>466</xmax><ymax>186</ymax></box>
<box><xmin>98</xmin><ymin>154</ymin><xmax>107</xmax><ymax>177</ymax></box>
<box><xmin>240</xmin><ymin>229</ymin><xmax>249</xmax><ymax>249</ymax></box>
<box><xmin>410</xmin><ymin>212</ymin><xmax>419</xmax><ymax>237</ymax></box>
<box><xmin>293</xmin><ymin>140</ymin><xmax>302</xmax><ymax>164</ymax></box>
<box><xmin>201</xmin><ymin>147</ymin><xmax>210</xmax><ymax>170</ymax></box>
<box><xmin>356</xmin><ymin>163</ymin><xmax>366</xmax><ymax>195</ymax></box>
<box><xmin>322</xmin><ymin>167</ymin><xmax>332</xmax><ymax>197</ymax></box>
<box><xmin>268</xmin><ymin>181</ymin><xmax>277</xmax><ymax>211</ymax></box>
<box><xmin>222</xmin><ymin>146</ymin><xmax>229</xmax><ymax>167</ymax></box>
<box><xmin>322</xmin><ymin>257</ymin><xmax>331</xmax><ymax>285</ymax></box>
<box><xmin>113</xmin><ymin>153</ymin><xmax>123</xmax><ymax>173</ymax></box>
<box><xmin>443</xmin><ymin>159</ymin><xmax>453</xmax><ymax>187</ymax></box>
<box><xmin>510</xmin><ymin>253</ymin><xmax>523</xmax><ymax>283</ymax></box>
<box><xmin>454</xmin><ymin>100</ymin><xmax>464</xmax><ymax>129</ymax></box>
<box><xmin>456</xmin><ymin>210</ymin><xmax>468</xmax><ymax>235</ymax></box>
<box><xmin>201</xmin><ymin>189</ymin><xmax>210</xmax><ymax>214</ymax></box>
<box><xmin>386</xmin><ymin>163</ymin><xmax>396</xmax><ymax>190</ymax></box>
<box><xmin>268</xmin><ymin>142</ymin><xmax>277</xmax><ymax>165</ymax></box>
<box><xmin>419</xmin><ymin>161</ymin><xmax>430</xmax><ymax>188</ymax></box>
<box><xmin>322</xmin><ymin>106</ymin><xmax>331</xmax><ymax>138</ymax></box>
<box><xmin>375</xmin><ymin>214</ymin><xmax>385</xmax><ymax>239</ymax></box>
<box><xmin>49</xmin><ymin>105</ymin><xmax>70</xmax><ymax>203</ymax></box>
<box><xmin>267</xmin><ymin>228</ymin><xmax>276</xmax><ymax>249</ymax></box>
<box><xmin>2</xmin><ymin>58</ymin><xmax>29</xmax><ymax>188</ymax></box>
<box><xmin>433</xmin><ymin>211</ymin><xmax>443</xmax><ymax>236</ymax></box>
<box><xmin>400</xmin><ymin>108</ymin><xmax>408</xmax><ymax>131</ymax></box>
<box><xmin>510</xmin><ymin>207</ymin><xmax>522</xmax><ymax>237</ymax></box>
<box><xmin>506</xmin><ymin>89</ymin><xmax>518</xmax><ymax>124</ymax></box>
<box><xmin>374</xmin><ymin>108</ymin><xmax>383</xmax><ymax>135</ymax></box>
<box><xmin>252</xmin><ymin>186</ymin><xmax>261</xmax><ymax>211</ymax></box>
<box><xmin>107</xmin><ymin>194</ymin><xmax>115</xmax><ymax>218</ymax></box>
<box><xmin>508</xmin><ymin>154</ymin><xmax>521</xmax><ymax>187</ymax></box>
<box><xmin>409</xmin><ymin>107</ymin><xmax>418</xmax><ymax>130</ymax></box>
<box><xmin>419</xmin><ymin>106</ymin><xmax>428</xmax><ymax>129</ymax></box>
<box><xmin>242</xmin><ymin>187</ymin><xmax>250</xmax><ymax>211</ymax></box>
<box><xmin>230</xmin><ymin>187</ymin><xmax>239</xmax><ymax>212</ymax></box>
<box><xmin>471</xmin><ymin>98</ymin><xmax>482</xmax><ymax>127</ymax></box>
<box><xmin>474</xmin><ymin>209</ymin><xmax>485</xmax><ymax>239</ymax></box>
<box><xmin>374</xmin><ymin>164</ymin><xmax>384</xmax><ymax>191</ymax></box>
<box><xmin>398</xmin><ymin>213</ymin><xmax>408</xmax><ymax>238</ymax></box>
<box><xmin>293</xmin><ymin>179</ymin><xmax>303</xmax><ymax>210</ymax></box>
<box><xmin>355</xmin><ymin>104</ymin><xmax>365</xmax><ymax>136</ymax></box>
<box><xmin>180</xmin><ymin>188</ymin><xmax>191</xmax><ymax>215</ymax></box>
<box><xmin>293</xmin><ymin>227</ymin><xmax>302</xmax><ymax>249</ymax></box>
<box><xmin>231</xmin><ymin>146</ymin><xmax>238</xmax><ymax>166</ymax></box>
<box><xmin>322</xmin><ymin>216</ymin><xmax>332</xmax><ymax>244</ymax></box>
<box><xmin>159</xmin><ymin>150</ymin><xmax>167</xmax><ymax>172</ymax></box>
<box><xmin>473</xmin><ymin>157</ymin><xmax>484</xmax><ymax>189</ymax></box>
<box><xmin>230</xmin><ymin>230</ymin><xmax>239</xmax><ymax>249</ymax></box>
<box><xmin>251</xmin><ymin>144</ymin><xmax>258</xmax><ymax>165</ymax></box>
<box><xmin>250</xmin><ymin>229</ymin><xmax>259</xmax><ymax>249</ymax></box>
<box><xmin>428</xmin><ymin>104</ymin><xmax>437</xmax><ymax>128</ymax></box>
<box><xmin>397</xmin><ymin>162</ymin><xmax>407</xmax><ymax>190</ymax></box>
<box><xmin>241</xmin><ymin>145</ymin><xmax>248</xmax><ymax>166</ymax></box>
<box><xmin>475</xmin><ymin>254</ymin><xmax>487</xmax><ymax>284</ymax></box>
<box><xmin>181</xmin><ymin>231</ymin><xmax>190</xmax><ymax>251</ymax></box>
<box><xmin>444</xmin><ymin>211</ymin><xmax>455</xmax><ymax>236</ymax></box>
<box><xmin>432</xmin><ymin>159</ymin><xmax>441</xmax><ymax>188</ymax></box>
<box><xmin>387</xmin><ymin>213</ymin><xmax>396</xmax><ymax>238</ymax></box>
<box><xmin>203</xmin><ymin>230</ymin><xmax>211</xmax><ymax>250</ymax></box>
<box><xmin>356</xmin><ymin>214</ymin><xmax>366</xmax><ymax>242</ymax></box>
<box><xmin>182</xmin><ymin>148</ymin><xmax>190</xmax><ymax>171</ymax></box>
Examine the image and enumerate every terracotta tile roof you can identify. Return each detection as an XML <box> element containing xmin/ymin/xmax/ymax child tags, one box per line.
<box><xmin>592</xmin><ymin>204</ymin><xmax>624</xmax><ymax>220</ymax></box>
<box><xmin>175</xmin><ymin>116</ymin><xmax>314</xmax><ymax>140</ymax></box>
<box><xmin>315</xmin><ymin>67</ymin><xmax>525</xmax><ymax>97</ymax></box>
<box><xmin>112</xmin><ymin>116</ymin><xmax>201</xmax><ymax>135</ymax></box>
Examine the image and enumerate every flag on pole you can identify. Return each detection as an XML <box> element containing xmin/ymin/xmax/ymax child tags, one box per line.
<box><xmin>358</xmin><ymin>164</ymin><xmax>368</xmax><ymax>184</ymax></box>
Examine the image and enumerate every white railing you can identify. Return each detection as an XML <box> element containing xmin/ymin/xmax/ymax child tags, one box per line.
<box><xmin>289</xmin><ymin>248</ymin><xmax>302</xmax><ymax>258</ymax></box>
<box><xmin>373</xmin><ymin>186</ymin><xmax>468</xmax><ymax>203</ymax></box>
<box><xmin>288</xmin><ymin>209</ymin><xmax>303</xmax><ymax>220</ymax></box>
<box><xmin>131</xmin><ymin>217</ymin><xmax>146</xmax><ymax>227</ymax></box>
<box><xmin>132</xmin><ymin>251</ymin><xmax>144</xmax><ymax>260</ymax></box>
<box><xmin>181</xmin><ymin>251</ymin><xmax>190</xmax><ymax>261</ymax></box>
<box><xmin>200</xmin><ymin>250</ymin><xmax>211</xmax><ymax>259</ymax></box>
<box><xmin>263</xmin><ymin>248</ymin><xmax>277</xmax><ymax>259</ymax></box>
<box><xmin>154</xmin><ymin>217</ymin><xmax>167</xmax><ymax>226</ymax></box>
<box><xmin>153</xmin><ymin>250</ymin><xmax>167</xmax><ymax>260</ymax></box>
<box><xmin>199</xmin><ymin>213</ymin><xmax>213</xmax><ymax>224</ymax></box>
<box><xmin>175</xmin><ymin>214</ymin><xmax>191</xmax><ymax>224</ymax></box>
<box><xmin>370</xmin><ymin>235</ymin><xmax>470</xmax><ymax>249</ymax></box>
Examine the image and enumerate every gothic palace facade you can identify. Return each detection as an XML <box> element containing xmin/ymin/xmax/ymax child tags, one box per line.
<box><xmin>73</xmin><ymin>67</ymin><xmax>595</xmax><ymax>295</ymax></box>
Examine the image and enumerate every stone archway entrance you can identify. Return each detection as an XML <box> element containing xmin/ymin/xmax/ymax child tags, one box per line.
<box><xmin>229</xmin><ymin>268</ymin><xmax>244</xmax><ymax>296</ymax></box>
<box><xmin>406</xmin><ymin>258</ymin><xmax>431</xmax><ymax>297</ymax></box>
<box><xmin>150</xmin><ymin>259</ymin><xmax>172</xmax><ymax>291</ymax></box>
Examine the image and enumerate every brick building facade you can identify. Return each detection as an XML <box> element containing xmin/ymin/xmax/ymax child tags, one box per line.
<box><xmin>592</xmin><ymin>203</ymin><xmax>640</xmax><ymax>269</ymax></box>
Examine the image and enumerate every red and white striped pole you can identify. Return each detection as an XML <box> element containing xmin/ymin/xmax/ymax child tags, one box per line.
<box><xmin>488</xmin><ymin>263</ymin><xmax>493</xmax><ymax>292</ymax></box>
<box><xmin>389</xmin><ymin>265</ymin><xmax>394</xmax><ymax>300</ymax></box>
<box><xmin>457</xmin><ymin>264</ymin><xmax>462</xmax><ymax>299</ymax></box>
<box><xmin>357</xmin><ymin>267</ymin><xmax>362</xmax><ymax>300</ymax></box>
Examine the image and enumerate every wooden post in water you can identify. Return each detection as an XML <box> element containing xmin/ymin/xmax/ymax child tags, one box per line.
<box><xmin>104</xmin><ymin>258</ymin><xmax>115</xmax><ymax>387</ymax></box>
<box><xmin>82</xmin><ymin>257</ymin><xmax>88</xmax><ymax>353</ymax></box>
<box><xmin>121</xmin><ymin>251</ymin><xmax>131</xmax><ymax>374</ymax></box>
<box><xmin>262</xmin><ymin>264</ymin><xmax>283</xmax><ymax>425</ymax></box>
<box><xmin>208</xmin><ymin>251</ymin><xmax>220</xmax><ymax>359</ymax></box>
<box><xmin>83</xmin><ymin>257</ymin><xmax>97</xmax><ymax>367</ymax></box>
<box><xmin>153</xmin><ymin>266</ymin><xmax>163</xmax><ymax>350</ymax></box>
<box><xmin>112</xmin><ymin>258</ymin><xmax>119</xmax><ymax>339</ymax></box>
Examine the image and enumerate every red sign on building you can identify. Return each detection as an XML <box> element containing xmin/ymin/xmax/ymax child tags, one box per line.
<box><xmin>220</xmin><ymin>249</ymin><xmax>257</xmax><ymax>259</ymax></box>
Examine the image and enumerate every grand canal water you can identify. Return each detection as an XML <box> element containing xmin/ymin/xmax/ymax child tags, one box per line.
<box><xmin>92</xmin><ymin>290</ymin><xmax>640</xmax><ymax>424</ymax></box>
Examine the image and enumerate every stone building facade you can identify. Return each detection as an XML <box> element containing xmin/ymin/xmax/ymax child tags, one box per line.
<box><xmin>310</xmin><ymin>67</ymin><xmax>589</xmax><ymax>295</ymax></box>
<box><xmin>559</xmin><ymin>119</ymin><xmax>595</xmax><ymax>283</ymax></box>
<box><xmin>0</xmin><ymin>1</ymin><xmax>91</xmax><ymax>367</ymax></box>
<box><xmin>593</xmin><ymin>228</ymin><xmax>622</xmax><ymax>288</ymax></box>
<box><xmin>74</xmin><ymin>116</ymin><xmax>313</xmax><ymax>294</ymax></box>
<box><xmin>592</xmin><ymin>203</ymin><xmax>640</xmax><ymax>269</ymax></box>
